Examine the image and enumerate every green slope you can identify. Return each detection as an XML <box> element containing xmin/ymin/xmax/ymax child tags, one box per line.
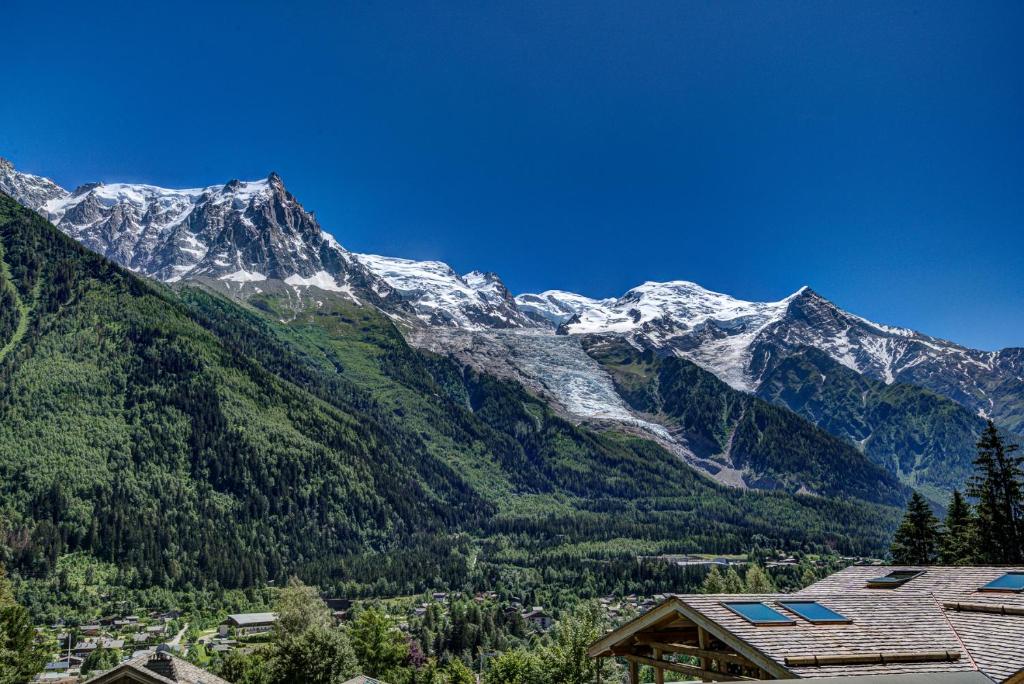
<box><xmin>582</xmin><ymin>337</ymin><xmax>909</xmax><ymax>506</ymax></box>
<box><xmin>756</xmin><ymin>347</ymin><xmax>985</xmax><ymax>503</ymax></box>
<box><xmin>0</xmin><ymin>195</ymin><xmax>900</xmax><ymax>596</ymax></box>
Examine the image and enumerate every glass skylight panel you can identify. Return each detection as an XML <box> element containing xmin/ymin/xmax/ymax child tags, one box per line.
<box><xmin>866</xmin><ymin>570</ymin><xmax>924</xmax><ymax>588</ymax></box>
<box><xmin>723</xmin><ymin>602</ymin><xmax>795</xmax><ymax>625</ymax></box>
<box><xmin>779</xmin><ymin>601</ymin><xmax>851</xmax><ymax>624</ymax></box>
<box><xmin>980</xmin><ymin>572</ymin><xmax>1024</xmax><ymax>592</ymax></box>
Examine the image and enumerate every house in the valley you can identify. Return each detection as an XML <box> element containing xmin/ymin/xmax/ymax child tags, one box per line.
<box><xmin>589</xmin><ymin>566</ymin><xmax>1024</xmax><ymax>683</ymax></box>
<box><xmin>219</xmin><ymin>612</ymin><xmax>278</xmax><ymax>637</ymax></box>
<box><xmin>522</xmin><ymin>606</ymin><xmax>554</xmax><ymax>631</ymax></box>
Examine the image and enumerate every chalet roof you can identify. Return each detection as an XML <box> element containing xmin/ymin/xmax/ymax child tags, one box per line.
<box><xmin>341</xmin><ymin>677</ymin><xmax>389</xmax><ymax>684</ymax></box>
<box><xmin>800</xmin><ymin>565</ymin><xmax>1024</xmax><ymax>600</ymax></box>
<box><xmin>802</xmin><ymin>565</ymin><xmax>1024</xmax><ymax>681</ymax></box>
<box><xmin>224</xmin><ymin>612</ymin><xmax>277</xmax><ymax>627</ymax></box>
<box><xmin>86</xmin><ymin>650</ymin><xmax>230</xmax><ymax>684</ymax></box>
<box><xmin>680</xmin><ymin>593</ymin><xmax>973</xmax><ymax>679</ymax></box>
<box><xmin>592</xmin><ymin>566</ymin><xmax>1024</xmax><ymax>682</ymax></box>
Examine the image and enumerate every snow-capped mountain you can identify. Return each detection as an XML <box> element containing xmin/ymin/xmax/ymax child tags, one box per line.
<box><xmin>553</xmin><ymin>280</ymin><xmax>802</xmax><ymax>390</ymax></box>
<box><xmin>518</xmin><ymin>280</ymin><xmax>1022</xmax><ymax>432</ymax></box>
<box><xmin>3</xmin><ymin>156</ymin><xmax>1020</xmax><ymax>434</ymax></box>
<box><xmin>0</xmin><ymin>158</ymin><xmax>388</xmax><ymax>302</ymax></box>
<box><xmin>353</xmin><ymin>254</ymin><xmax>534</xmax><ymax>329</ymax></box>
<box><xmin>0</xmin><ymin>157</ymin><xmax>67</xmax><ymax>209</ymax></box>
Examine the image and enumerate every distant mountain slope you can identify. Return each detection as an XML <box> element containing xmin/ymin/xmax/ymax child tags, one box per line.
<box><xmin>755</xmin><ymin>347</ymin><xmax>985</xmax><ymax>501</ymax></box>
<box><xmin>582</xmin><ymin>337</ymin><xmax>909</xmax><ymax>505</ymax></box>
<box><xmin>0</xmin><ymin>194</ymin><xmax>900</xmax><ymax>591</ymax></box>
<box><xmin>0</xmin><ymin>193</ymin><xmax>487</xmax><ymax>588</ymax></box>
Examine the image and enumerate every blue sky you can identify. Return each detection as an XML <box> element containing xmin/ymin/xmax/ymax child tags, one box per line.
<box><xmin>3</xmin><ymin>1</ymin><xmax>1022</xmax><ymax>350</ymax></box>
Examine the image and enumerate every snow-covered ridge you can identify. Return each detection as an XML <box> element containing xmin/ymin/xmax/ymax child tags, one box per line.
<box><xmin>523</xmin><ymin>280</ymin><xmax>803</xmax><ymax>390</ymax></box>
<box><xmin>514</xmin><ymin>290</ymin><xmax>616</xmax><ymax>326</ymax></box>
<box><xmin>3</xmin><ymin>156</ymin><xmax>1019</xmax><ymax>432</ymax></box>
<box><xmin>353</xmin><ymin>253</ymin><xmax>533</xmax><ymax>329</ymax></box>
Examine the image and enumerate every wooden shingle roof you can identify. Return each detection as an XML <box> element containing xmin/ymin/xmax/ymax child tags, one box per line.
<box><xmin>87</xmin><ymin>651</ymin><xmax>230</xmax><ymax>684</ymax></box>
<box><xmin>679</xmin><ymin>593</ymin><xmax>974</xmax><ymax>679</ymax></box>
<box><xmin>800</xmin><ymin>565</ymin><xmax>1024</xmax><ymax>681</ymax></box>
<box><xmin>590</xmin><ymin>566</ymin><xmax>1024</xmax><ymax>682</ymax></box>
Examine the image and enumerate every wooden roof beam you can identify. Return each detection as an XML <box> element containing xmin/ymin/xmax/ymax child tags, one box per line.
<box><xmin>621</xmin><ymin>654</ymin><xmax>757</xmax><ymax>682</ymax></box>
<box><xmin>633</xmin><ymin>639</ymin><xmax>752</xmax><ymax>667</ymax></box>
<box><xmin>784</xmin><ymin>651</ymin><xmax>961</xmax><ymax>667</ymax></box>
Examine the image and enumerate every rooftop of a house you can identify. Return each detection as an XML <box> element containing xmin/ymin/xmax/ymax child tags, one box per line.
<box><xmin>799</xmin><ymin>565</ymin><xmax>1024</xmax><ymax>682</ymax></box>
<box><xmin>85</xmin><ymin>649</ymin><xmax>230</xmax><ymax>684</ymax></box>
<box><xmin>590</xmin><ymin>566</ymin><xmax>1024</xmax><ymax>682</ymax></box>
<box><xmin>223</xmin><ymin>612</ymin><xmax>277</xmax><ymax>626</ymax></box>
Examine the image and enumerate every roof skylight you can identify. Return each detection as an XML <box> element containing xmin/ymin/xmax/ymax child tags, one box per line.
<box><xmin>866</xmin><ymin>569</ymin><xmax>925</xmax><ymax>588</ymax></box>
<box><xmin>722</xmin><ymin>602</ymin><xmax>795</xmax><ymax>625</ymax></box>
<box><xmin>979</xmin><ymin>572</ymin><xmax>1024</xmax><ymax>593</ymax></box>
<box><xmin>778</xmin><ymin>601</ymin><xmax>852</xmax><ymax>624</ymax></box>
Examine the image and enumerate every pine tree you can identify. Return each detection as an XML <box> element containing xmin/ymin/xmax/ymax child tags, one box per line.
<box><xmin>743</xmin><ymin>564</ymin><xmax>777</xmax><ymax>593</ymax></box>
<box><xmin>938</xmin><ymin>490</ymin><xmax>977</xmax><ymax>565</ymax></box>
<box><xmin>890</xmin><ymin>492</ymin><xmax>940</xmax><ymax>564</ymax></box>
<box><xmin>723</xmin><ymin>567</ymin><xmax>746</xmax><ymax>593</ymax></box>
<box><xmin>967</xmin><ymin>421</ymin><xmax>1024</xmax><ymax>563</ymax></box>
<box><xmin>699</xmin><ymin>566</ymin><xmax>726</xmax><ymax>593</ymax></box>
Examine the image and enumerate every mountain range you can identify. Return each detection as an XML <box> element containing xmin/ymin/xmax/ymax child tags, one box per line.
<box><xmin>0</xmin><ymin>190</ymin><xmax>898</xmax><ymax>594</ymax></box>
<box><xmin>2</xmin><ymin>157</ymin><xmax>1021</xmax><ymax>503</ymax></box>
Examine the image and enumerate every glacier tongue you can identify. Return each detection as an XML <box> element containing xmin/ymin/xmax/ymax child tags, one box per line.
<box><xmin>411</xmin><ymin>328</ymin><xmax>671</xmax><ymax>440</ymax></box>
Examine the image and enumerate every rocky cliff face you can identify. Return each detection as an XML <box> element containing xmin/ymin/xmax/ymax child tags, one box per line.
<box><xmin>0</xmin><ymin>158</ymin><xmax>396</xmax><ymax>307</ymax></box>
<box><xmin>0</xmin><ymin>157</ymin><xmax>68</xmax><ymax>209</ymax></box>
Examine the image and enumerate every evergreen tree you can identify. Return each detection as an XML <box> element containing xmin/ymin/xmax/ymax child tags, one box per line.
<box><xmin>743</xmin><ymin>564</ymin><xmax>777</xmax><ymax>593</ymax></box>
<box><xmin>967</xmin><ymin>421</ymin><xmax>1024</xmax><ymax>563</ymax></box>
<box><xmin>349</xmin><ymin>607</ymin><xmax>409</xmax><ymax>678</ymax></box>
<box><xmin>890</xmin><ymin>492</ymin><xmax>940</xmax><ymax>564</ymax></box>
<box><xmin>699</xmin><ymin>566</ymin><xmax>726</xmax><ymax>593</ymax></box>
<box><xmin>0</xmin><ymin>565</ymin><xmax>47</xmax><ymax>684</ymax></box>
<box><xmin>938</xmin><ymin>490</ymin><xmax>977</xmax><ymax>565</ymax></box>
<box><xmin>723</xmin><ymin>567</ymin><xmax>746</xmax><ymax>593</ymax></box>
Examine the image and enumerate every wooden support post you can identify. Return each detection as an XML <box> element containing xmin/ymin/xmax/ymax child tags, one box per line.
<box><xmin>595</xmin><ymin>657</ymin><xmax>602</xmax><ymax>684</ymax></box>
<box><xmin>698</xmin><ymin>625</ymin><xmax>710</xmax><ymax>671</ymax></box>
<box><xmin>654</xmin><ymin>647</ymin><xmax>665</xmax><ymax>684</ymax></box>
<box><xmin>628</xmin><ymin>658</ymin><xmax>639</xmax><ymax>684</ymax></box>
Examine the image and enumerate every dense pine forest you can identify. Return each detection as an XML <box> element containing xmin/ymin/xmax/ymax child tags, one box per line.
<box><xmin>0</xmin><ymin>194</ymin><xmax>903</xmax><ymax>605</ymax></box>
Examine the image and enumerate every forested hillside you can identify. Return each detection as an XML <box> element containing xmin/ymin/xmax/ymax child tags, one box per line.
<box><xmin>0</xmin><ymin>194</ymin><xmax>901</xmax><ymax>599</ymax></box>
<box><xmin>757</xmin><ymin>347</ymin><xmax>986</xmax><ymax>503</ymax></box>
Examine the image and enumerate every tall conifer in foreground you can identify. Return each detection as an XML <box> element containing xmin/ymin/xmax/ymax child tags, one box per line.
<box><xmin>967</xmin><ymin>421</ymin><xmax>1023</xmax><ymax>563</ymax></box>
<box><xmin>938</xmin><ymin>490</ymin><xmax>977</xmax><ymax>565</ymax></box>
<box><xmin>890</xmin><ymin>491</ymin><xmax>940</xmax><ymax>564</ymax></box>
